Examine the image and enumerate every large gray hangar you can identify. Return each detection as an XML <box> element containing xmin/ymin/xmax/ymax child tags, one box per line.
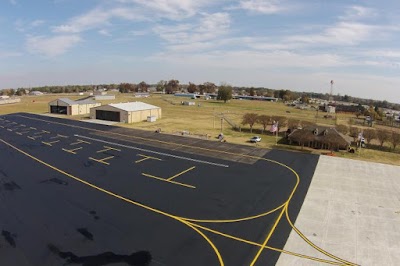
<box><xmin>90</xmin><ymin>102</ymin><xmax>161</xmax><ymax>123</ymax></box>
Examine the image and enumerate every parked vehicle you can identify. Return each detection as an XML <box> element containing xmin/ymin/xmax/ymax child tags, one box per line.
<box><xmin>250</xmin><ymin>136</ymin><xmax>261</xmax><ymax>143</ymax></box>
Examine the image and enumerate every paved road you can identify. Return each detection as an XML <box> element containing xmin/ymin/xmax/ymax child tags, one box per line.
<box><xmin>0</xmin><ymin>113</ymin><xmax>319</xmax><ymax>266</ymax></box>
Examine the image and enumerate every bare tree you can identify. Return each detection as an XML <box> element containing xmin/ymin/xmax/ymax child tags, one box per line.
<box><xmin>165</xmin><ymin>79</ymin><xmax>179</xmax><ymax>94</ymax></box>
<box><xmin>257</xmin><ymin>115</ymin><xmax>270</xmax><ymax>134</ymax></box>
<box><xmin>242</xmin><ymin>113</ymin><xmax>259</xmax><ymax>133</ymax></box>
<box><xmin>187</xmin><ymin>82</ymin><xmax>197</xmax><ymax>93</ymax></box>
<box><xmin>363</xmin><ymin>129</ymin><xmax>376</xmax><ymax>144</ymax></box>
<box><xmin>349</xmin><ymin>127</ymin><xmax>360</xmax><ymax>142</ymax></box>
<box><xmin>137</xmin><ymin>81</ymin><xmax>149</xmax><ymax>92</ymax></box>
<box><xmin>376</xmin><ymin>129</ymin><xmax>389</xmax><ymax>148</ymax></box>
<box><xmin>390</xmin><ymin>132</ymin><xmax>400</xmax><ymax>150</ymax></box>
<box><xmin>336</xmin><ymin>124</ymin><xmax>349</xmax><ymax>135</ymax></box>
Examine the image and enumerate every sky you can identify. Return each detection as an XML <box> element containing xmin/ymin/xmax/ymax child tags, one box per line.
<box><xmin>1</xmin><ymin>0</ymin><xmax>400</xmax><ymax>103</ymax></box>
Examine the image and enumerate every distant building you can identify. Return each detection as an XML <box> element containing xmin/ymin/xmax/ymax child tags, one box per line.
<box><xmin>288</xmin><ymin>126</ymin><xmax>351</xmax><ymax>150</ymax></box>
<box><xmin>134</xmin><ymin>92</ymin><xmax>150</xmax><ymax>98</ymax></box>
<box><xmin>90</xmin><ymin>102</ymin><xmax>161</xmax><ymax>123</ymax></box>
<box><xmin>48</xmin><ymin>98</ymin><xmax>100</xmax><ymax>115</ymax></box>
<box><xmin>29</xmin><ymin>91</ymin><xmax>44</xmax><ymax>96</ymax></box>
<box><xmin>325</xmin><ymin>105</ymin><xmax>336</xmax><ymax>113</ymax></box>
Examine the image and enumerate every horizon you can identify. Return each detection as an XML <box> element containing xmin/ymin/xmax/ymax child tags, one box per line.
<box><xmin>1</xmin><ymin>0</ymin><xmax>400</xmax><ymax>104</ymax></box>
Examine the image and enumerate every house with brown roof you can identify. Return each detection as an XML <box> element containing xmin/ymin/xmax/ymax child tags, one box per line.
<box><xmin>288</xmin><ymin>126</ymin><xmax>351</xmax><ymax>150</ymax></box>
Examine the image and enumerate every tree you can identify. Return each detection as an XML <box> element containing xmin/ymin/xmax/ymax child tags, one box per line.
<box><xmin>349</xmin><ymin>127</ymin><xmax>360</xmax><ymax>142</ymax></box>
<box><xmin>376</xmin><ymin>129</ymin><xmax>389</xmax><ymax>148</ymax></box>
<box><xmin>301</xmin><ymin>94</ymin><xmax>310</xmax><ymax>104</ymax></box>
<box><xmin>336</xmin><ymin>124</ymin><xmax>349</xmax><ymax>135</ymax></box>
<box><xmin>249</xmin><ymin>87</ymin><xmax>255</xmax><ymax>96</ymax></box>
<box><xmin>217</xmin><ymin>84</ymin><xmax>232</xmax><ymax>103</ymax></box>
<box><xmin>257</xmin><ymin>115</ymin><xmax>270</xmax><ymax>134</ymax></box>
<box><xmin>137</xmin><ymin>81</ymin><xmax>149</xmax><ymax>92</ymax></box>
<box><xmin>165</xmin><ymin>79</ymin><xmax>179</xmax><ymax>94</ymax></box>
<box><xmin>363</xmin><ymin>129</ymin><xmax>376</xmax><ymax>144</ymax></box>
<box><xmin>187</xmin><ymin>82</ymin><xmax>198</xmax><ymax>93</ymax></box>
<box><xmin>156</xmin><ymin>80</ymin><xmax>167</xmax><ymax>92</ymax></box>
<box><xmin>390</xmin><ymin>132</ymin><xmax>400</xmax><ymax>150</ymax></box>
<box><xmin>118</xmin><ymin>83</ymin><xmax>136</xmax><ymax>93</ymax></box>
<box><xmin>242</xmin><ymin>113</ymin><xmax>259</xmax><ymax>133</ymax></box>
<box><xmin>203</xmin><ymin>82</ymin><xmax>216</xmax><ymax>93</ymax></box>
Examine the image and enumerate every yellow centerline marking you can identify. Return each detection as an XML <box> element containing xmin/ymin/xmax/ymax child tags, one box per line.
<box><xmin>14</xmin><ymin>114</ymin><xmax>358</xmax><ymax>266</ymax></box>
<box><xmin>62</xmin><ymin>147</ymin><xmax>83</xmax><ymax>154</ymax></box>
<box><xmin>142</xmin><ymin>173</ymin><xmax>196</xmax><ymax>189</ymax></box>
<box><xmin>250</xmin><ymin>207</ymin><xmax>286</xmax><ymax>266</ymax></box>
<box><xmin>167</xmin><ymin>166</ymin><xmax>196</xmax><ymax>181</ymax></box>
<box><xmin>42</xmin><ymin>140</ymin><xmax>60</xmax><ymax>146</ymax></box>
<box><xmin>50</xmin><ymin>134</ymin><xmax>68</xmax><ymax>139</ymax></box>
<box><xmin>0</xmin><ymin>138</ymin><xmax>224</xmax><ymax>266</ymax></box>
<box><xmin>189</xmin><ymin>222</ymin><xmax>346</xmax><ymax>265</ymax></box>
<box><xmin>88</xmin><ymin>156</ymin><xmax>114</xmax><ymax>165</ymax></box>
<box><xmin>96</xmin><ymin>146</ymin><xmax>121</xmax><ymax>153</ymax></box>
<box><xmin>135</xmin><ymin>154</ymin><xmax>162</xmax><ymax>163</ymax></box>
<box><xmin>70</xmin><ymin>139</ymin><xmax>91</xmax><ymax>145</ymax></box>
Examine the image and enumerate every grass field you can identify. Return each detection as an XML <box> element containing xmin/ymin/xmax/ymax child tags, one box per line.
<box><xmin>1</xmin><ymin>93</ymin><xmax>399</xmax><ymax>166</ymax></box>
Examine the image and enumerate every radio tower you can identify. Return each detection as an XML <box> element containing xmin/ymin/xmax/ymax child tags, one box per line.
<box><xmin>329</xmin><ymin>80</ymin><xmax>334</xmax><ymax>103</ymax></box>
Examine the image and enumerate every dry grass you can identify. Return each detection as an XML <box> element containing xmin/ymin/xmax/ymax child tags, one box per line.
<box><xmin>1</xmin><ymin>93</ymin><xmax>399</xmax><ymax>166</ymax></box>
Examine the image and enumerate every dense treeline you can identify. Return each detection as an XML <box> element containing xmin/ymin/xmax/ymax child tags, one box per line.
<box><xmin>1</xmin><ymin>80</ymin><xmax>399</xmax><ymax>110</ymax></box>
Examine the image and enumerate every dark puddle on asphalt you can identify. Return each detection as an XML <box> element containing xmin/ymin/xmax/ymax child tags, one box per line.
<box><xmin>39</xmin><ymin>178</ymin><xmax>68</xmax><ymax>186</ymax></box>
<box><xmin>77</xmin><ymin>228</ymin><xmax>94</xmax><ymax>241</ymax></box>
<box><xmin>2</xmin><ymin>230</ymin><xmax>16</xmax><ymax>248</ymax></box>
<box><xmin>89</xmin><ymin>210</ymin><xmax>100</xmax><ymax>220</ymax></box>
<box><xmin>3</xmin><ymin>181</ymin><xmax>21</xmax><ymax>191</ymax></box>
<box><xmin>48</xmin><ymin>244</ymin><xmax>152</xmax><ymax>266</ymax></box>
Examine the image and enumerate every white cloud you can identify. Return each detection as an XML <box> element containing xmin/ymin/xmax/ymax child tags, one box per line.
<box><xmin>98</xmin><ymin>29</ymin><xmax>111</xmax><ymax>36</ymax></box>
<box><xmin>153</xmin><ymin>12</ymin><xmax>231</xmax><ymax>51</ymax></box>
<box><xmin>288</xmin><ymin>22</ymin><xmax>376</xmax><ymax>46</ymax></box>
<box><xmin>26</xmin><ymin>35</ymin><xmax>82</xmax><ymax>57</ymax></box>
<box><xmin>9</xmin><ymin>0</ymin><xmax>17</xmax><ymax>5</ymax></box>
<box><xmin>230</xmin><ymin>0</ymin><xmax>286</xmax><ymax>14</ymax></box>
<box><xmin>340</xmin><ymin>6</ymin><xmax>378</xmax><ymax>21</ymax></box>
<box><xmin>151</xmin><ymin>49</ymin><xmax>351</xmax><ymax>69</ymax></box>
<box><xmin>118</xmin><ymin>0</ymin><xmax>219</xmax><ymax>19</ymax></box>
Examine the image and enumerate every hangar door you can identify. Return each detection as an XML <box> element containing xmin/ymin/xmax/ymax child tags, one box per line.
<box><xmin>50</xmin><ymin>105</ymin><xmax>67</xmax><ymax>114</ymax></box>
<box><xmin>96</xmin><ymin>110</ymin><xmax>120</xmax><ymax>122</ymax></box>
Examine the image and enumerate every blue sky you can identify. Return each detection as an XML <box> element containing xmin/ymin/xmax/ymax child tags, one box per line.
<box><xmin>1</xmin><ymin>0</ymin><xmax>400</xmax><ymax>103</ymax></box>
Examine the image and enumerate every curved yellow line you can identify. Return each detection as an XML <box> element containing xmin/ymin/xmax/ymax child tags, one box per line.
<box><xmin>188</xmin><ymin>222</ymin><xmax>347</xmax><ymax>265</ymax></box>
<box><xmin>178</xmin><ymin>202</ymin><xmax>286</xmax><ymax>223</ymax></box>
<box><xmin>285</xmin><ymin>208</ymin><xmax>358</xmax><ymax>266</ymax></box>
<box><xmin>0</xmin><ymin>138</ymin><xmax>224</xmax><ymax>266</ymax></box>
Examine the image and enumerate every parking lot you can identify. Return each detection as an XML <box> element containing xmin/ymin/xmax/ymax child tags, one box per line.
<box><xmin>0</xmin><ymin>113</ymin><xmax>323</xmax><ymax>265</ymax></box>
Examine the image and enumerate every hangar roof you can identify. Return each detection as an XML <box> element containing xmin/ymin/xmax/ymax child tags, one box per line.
<box><xmin>50</xmin><ymin>98</ymin><xmax>97</xmax><ymax>106</ymax></box>
<box><xmin>108</xmin><ymin>102</ymin><xmax>160</xmax><ymax>112</ymax></box>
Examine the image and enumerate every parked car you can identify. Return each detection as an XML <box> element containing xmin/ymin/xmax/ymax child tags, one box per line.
<box><xmin>250</xmin><ymin>136</ymin><xmax>261</xmax><ymax>143</ymax></box>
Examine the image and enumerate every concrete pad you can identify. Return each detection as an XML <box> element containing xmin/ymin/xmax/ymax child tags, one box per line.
<box><xmin>277</xmin><ymin>156</ymin><xmax>400</xmax><ymax>266</ymax></box>
<box><xmin>81</xmin><ymin>119</ymin><xmax>118</xmax><ymax>126</ymax></box>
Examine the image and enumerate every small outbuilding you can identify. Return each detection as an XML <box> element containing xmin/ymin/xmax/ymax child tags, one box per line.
<box><xmin>48</xmin><ymin>98</ymin><xmax>101</xmax><ymax>115</ymax></box>
<box><xmin>90</xmin><ymin>102</ymin><xmax>161</xmax><ymax>123</ymax></box>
